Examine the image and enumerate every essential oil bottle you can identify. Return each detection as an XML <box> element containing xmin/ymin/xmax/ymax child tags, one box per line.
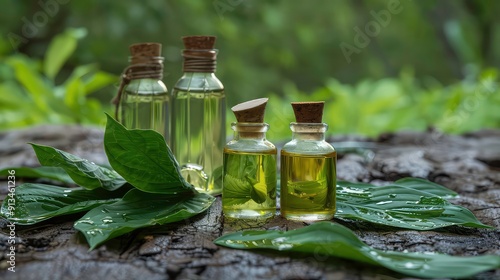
<box><xmin>170</xmin><ymin>36</ymin><xmax>225</xmax><ymax>195</ymax></box>
<box><xmin>223</xmin><ymin>98</ymin><xmax>277</xmax><ymax>219</ymax></box>
<box><xmin>114</xmin><ymin>43</ymin><xmax>169</xmax><ymax>143</ymax></box>
<box><xmin>280</xmin><ymin>101</ymin><xmax>336</xmax><ymax>221</ymax></box>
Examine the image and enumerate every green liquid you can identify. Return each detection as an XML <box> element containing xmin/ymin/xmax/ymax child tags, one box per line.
<box><xmin>222</xmin><ymin>150</ymin><xmax>276</xmax><ymax>219</ymax></box>
<box><xmin>171</xmin><ymin>89</ymin><xmax>225</xmax><ymax>195</ymax></box>
<box><xmin>280</xmin><ymin>151</ymin><xmax>336</xmax><ymax>221</ymax></box>
<box><xmin>119</xmin><ymin>92</ymin><xmax>169</xmax><ymax>141</ymax></box>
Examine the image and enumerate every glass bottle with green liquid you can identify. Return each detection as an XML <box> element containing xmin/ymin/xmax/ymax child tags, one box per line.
<box><xmin>114</xmin><ymin>43</ymin><xmax>169</xmax><ymax>143</ymax></box>
<box><xmin>171</xmin><ymin>36</ymin><xmax>225</xmax><ymax>195</ymax></box>
<box><xmin>280</xmin><ymin>101</ymin><xmax>337</xmax><ymax>221</ymax></box>
<box><xmin>223</xmin><ymin>98</ymin><xmax>277</xmax><ymax>219</ymax></box>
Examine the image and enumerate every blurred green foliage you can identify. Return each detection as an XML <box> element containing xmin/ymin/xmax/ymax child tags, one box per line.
<box><xmin>262</xmin><ymin>68</ymin><xmax>500</xmax><ymax>140</ymax></box>
<box><xmin>0</xmin><ymin>28</ymin><xmax>117</xmax><ymax>128</ymax></box>
<box><xmin>1</xmin><ymin>0</ymin><xmax>499</xmax><ymax>136</ymax></box>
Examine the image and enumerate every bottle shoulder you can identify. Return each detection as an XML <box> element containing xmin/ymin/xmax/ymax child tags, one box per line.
<box><xmin>173</xmin><ymin>73</ymin><xmax>224</xmax><ymax>91</ymax></box>
<box><xmin>124</xmin><ymin>79</ymin><xmax>168</xmax><ymax>95</ymax></box>
<box><xmin>225</xmin><ymin>139</ymin><xmax>276</xmax><ymax>154</ymax></box>
<box><xmin>281</xmin><ymin>139</ymin><xmax>335</xmax><ymax>155</ymax></box>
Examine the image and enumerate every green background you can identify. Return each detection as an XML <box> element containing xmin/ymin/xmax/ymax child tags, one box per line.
<box><xmin>1</xmin><ymin>0</ymin><xmax>499</xmax><ymax>140</ymax></box>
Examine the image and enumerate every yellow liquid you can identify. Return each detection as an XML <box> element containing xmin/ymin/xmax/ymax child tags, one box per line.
<box><xmin>222</xmin><ymin>149</ymin><xmax>276</xmax><ymax>219</ymax></box>
<box><xmin>280</xmin><ymin>151</ymin><xmax>336</xmax><ymax>221</ymax></box>
<box><xmin>171</xmin><ymin>89</ymin><xmax>225</xmax><ymax>195</ymax></box>
<box><xmin>119</xmin><ymin>92</ymin><xmax>169</xmax><ymax>142</ymax></box>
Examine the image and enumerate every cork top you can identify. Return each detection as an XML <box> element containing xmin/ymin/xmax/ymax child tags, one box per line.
<box><xmin>231</xmin><ymin>98</ymin><xmax>268</xmax><ymax>123</ymax></box>
<box><xmin>291</xmin><ymin>101</ymin><xmax>325</xmax><ymax>123</ymax></box>
<box><xmin>129</xmin><ymin>43</ymin><xmax>162</xmax><ymax>57</ymax></box>
<box><xmin>183</xmin><ymin>36</ymin><xmax>216</xmax><ymax>50</ymax></box>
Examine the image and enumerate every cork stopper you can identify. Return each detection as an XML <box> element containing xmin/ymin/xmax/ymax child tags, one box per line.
<box><xmin>129</xmin><ymin>43</ymin><xmax>162</xmax><ymax>57</ymax></box>
<box><xmin>231</xmin><ymin>98</ymin><xmax>268</xmax><ymax>123</ymax></box>
<box><xmin>183</xmin><ymin>36</ymin><xmax>216</xmax><ymax>50</ymax></box>
<box><xmin>291</xmin><ymin>101</ymin><xmax>325</xmax><ymax>123</ymax></box>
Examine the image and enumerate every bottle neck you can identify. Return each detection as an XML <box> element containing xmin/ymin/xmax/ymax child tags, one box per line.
<box><xmin>182</xmin><ymin>49</ymin><xmax>217</xmax><ymax>73</ymax></box>
<box><xmin>290</xmin><ymin>122</ymin><xmax>327</xmax><ymax>141</ymax></box>
<box><xmin>232</xmin><ymin>122</ymin><xmax>269</xmax><ymax>140</ymax></box>
<box><xmin>112</xmin><ymin>55</ymin><xmax>165</xmax><ymax>111</ymax></box>
<box><xmin>127</xmin><ymin>56</ymin><xmax>164</xmax><ymax>80</ymax></box>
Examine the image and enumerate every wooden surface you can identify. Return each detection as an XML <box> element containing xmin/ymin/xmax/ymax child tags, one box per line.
<box><xmin>0</xmin><ymin>126</ymin><xmax>499</xmax><ymax>280</ymax></box>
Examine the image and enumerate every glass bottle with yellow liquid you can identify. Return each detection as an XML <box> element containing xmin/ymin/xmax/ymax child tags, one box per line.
<box><xmin>171</xmin><ymin>36</ymin><xmax>225</xmax><ymax>195</ymax></box>
<box><xmin>223</xmin><ymin>98</ymin><xmax>277</xmax><ymax>219</ymax></box>
<box><xmin>280</xmin><ymin>102</ymin><xmax>336</xmax><ymax>221</ymax></box>
<box><xmin>114</xmin><ymin>43</ymin><xmax>169</xmax><ymax>143</ymax></box>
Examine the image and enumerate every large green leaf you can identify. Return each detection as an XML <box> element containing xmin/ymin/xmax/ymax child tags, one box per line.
<box><xmin>0</xmin><ymin>183</ymin><xmax>125</xmax><ymax>225</ymax></box>
<box><xmin>0</xmin><ymin>166</ymin><xmax>74</xmax><ymax>184</ymax></box>
<box><xmin>392</xmin><ymin>177</ymin><xmax>458</xmax><ymax>199</ymax></box>
<box><xmin>214</xmin><ymin>222</ymin><xmax>500</xmax><ymax>279</ymax></box>
<box><xmin>31</xmin><ymin>143</ymin><xmax>126</xmax><ymax>191</ymax></box>
<box><xmin>104</xmin><ymin>114</ymin><xmax>194</xmax><ymax>194</ymax></box>
<box><xmin>74</xmin><ymin>189</ymin><xmax>215</xmax><ymax>250</ymax></box>
<box><xmin>336</xmin><ymin>179</ymin><xmax>491</xmax><ymax>230</ymax></box>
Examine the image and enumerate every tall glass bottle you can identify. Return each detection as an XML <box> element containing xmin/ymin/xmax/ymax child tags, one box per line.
<box><xmin>223</xmin><ymin>98</ymin><xmax>276</xmax><ymax>219</ymax></box>
<box><xmin>115</xmin><ymin>43</ymin><xmax>169</xmax><ymax>142</ymax></box>
<box><xmin>171</xmin><ymin>36</ymin><xmax>225</xmax><ymax>195</ymax></box>
<box><xmin>280</xmin><ymin>102</ymin><xmax>336</xmax><ymax>221</ymax></box>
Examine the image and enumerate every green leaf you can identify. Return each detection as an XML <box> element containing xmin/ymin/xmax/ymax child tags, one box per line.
<box><xmin>74</xmin><ymin>189</ymin><xmax>215</xmax><ymax>250</ymax></box>
<box><xmin>83</xmin><ymin>71</ymin><xmax>118</xmax><ymax>94</ymax></box>
<box><xmin>6</xmin><ymin>55</ymin><xmax>53</xmax><ymax>113</ymax></box>
<box><xmin>31</xmin><ymin>143</ymin><xmax>126</xmax><ymax>191</ymax></box>
<box><xmin>393</xmin><ymin>177</ymin><xmax>458</xmax><ymax>199</ymax></box>
<box><xmin>250</xmin><ymin>181</ymin><xmax>267</xmax><ymax>204</ymax></box>
<box><xmin>0</xmin><ymin>166</ymin><xmax>74</xmax><ymax>184</ymax></box>
<box><xmin>214</xmin><ymin>222</ymin><xmax>500</xmax><ymax>279</ymax></box>
<box><xmin>44</xmin><ymin>28</ymin><xmax>87</xmax><ymax>80</ymax></box>
<box><xmin>223</xmin><ymin>153</ymin><xmax>275</xmax><ymax>204</ymax></box>
<box><xmin>0</xmin><ymin>183</ymin><xmax>125</xmax><ymax>225</ymax></box>
<box><xmin>104</xmin><ymin>114</ymin><xmax>195</xmax><ymax>194</ymax></box>
<box><xmin>263</xmin><ymin>155</ymin><xmax>277</xmax><ymax>198</ymax></box>
<box><xmin>222</xmin><ymin>174</ymin><xmax>252</xmax><ymax>205</ymax></box>
<box><xmin>336</xmin><ymin>180</ymin><xmax>492</xmax><ymax>230</ymax></box>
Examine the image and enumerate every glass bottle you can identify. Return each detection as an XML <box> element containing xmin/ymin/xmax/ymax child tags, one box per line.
<box><xmin>115</xmin><ymin>43</ymin><xmax>169</xmax><ymax>142</ymax></box>
<box><xmin>223</xmin><ymin>122</ymin><xmax>277</xmax><ymax>219</ymax></box>
<box><xmin>280</xmin><ymin>103</ymin><xmax>337</xmax><ymax>221</ymax></box>
<box><xmin>171</xmin><ymin>36</ymin><xmax>225</xmax><ymax>195</ymax></box>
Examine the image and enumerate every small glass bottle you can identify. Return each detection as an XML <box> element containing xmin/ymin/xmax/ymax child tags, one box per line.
<box><xmin>114</xmin><ymin>43</ymin><xmax>169</xmax><ymax>142</ymax></box>
<box><xmin>171</xmin><ymin>36</ymin><xmax>225</xmax><ymax>195</ymax></box>
<box><xmin>223</xmin><ymin>98</ymin><xmax>276</xmax><ymax>219</ymax></box>
<box><xmin>280</xmin><ymin>102</ymin><xmax>336</xmax><ymax>221</ymax></box>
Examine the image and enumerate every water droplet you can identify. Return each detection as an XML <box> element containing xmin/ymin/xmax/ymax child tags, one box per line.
<box><xmin>75</xmin><ymin>218</ymin><xmax>94</xmax><ymax>225</ymax></box>
<box><xmin>404</xmin><ymin>262</ymin><xmax>416</xmax><ymax>269</ymax></box>
<box><xmin>64</xmin><ymin>189</ymin><xmax>72</xmax><ymax>193</ymax></box>
<box><xmin>376</xmin><ymin>201</ymin><xmax>392</xmax><ymax>205</ymax></box>
<box><xmin>102</xmin><ymin>216</ymin><xmax>113</xmax><ymax>224</ymax></box>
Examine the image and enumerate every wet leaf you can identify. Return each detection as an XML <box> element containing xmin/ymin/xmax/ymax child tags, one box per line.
<box><xmin>214</xmin><ymin>222</ymin><xmax>500</xmax><ymax>279</ymax></box>
<box><xmin>31</xmin><ymin>143</ymin><xmax>126</xmax><ymax>191</ymax></box>
<box><xmin>104</xmin><ymin>114</ymin><xmax>195</xmax><ymax>195</ymax></box>
<box><xmin>0</xmin><ymin>166</ymin><xmax>74</xmax><ymax>184</ymax></box>
<box><xmin>74</xmin><ymin>189</ymin><xmax>215</xmax><ymax>250</ymax></box>
<box><xmin>336</xmin><ymin>179</ymin><xmax>492</xmax><ymax>230</ymax></box>
<box><xmin>0</xmin><ymin>183</ymin><xmax>126</xmax><ymax>225</ymax></box>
